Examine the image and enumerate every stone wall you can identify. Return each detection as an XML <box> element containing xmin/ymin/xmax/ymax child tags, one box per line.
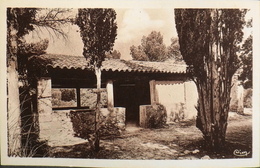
<box><xmin>70</xmin><ymin>107</ymin><xmax>126</xmax><ymax>139</ymax></box>
<box><xmin>38</xmin><ymin>108</ymin><xmax>125</xmax><ymax>147</ymax></box>
<box><xmin>139</xmin><ymin>104</ymin><xmax>167</xmax><ymax>128</ymax></box>
<box><xmin>38</xmin><ymin>110</ymin><xmax>87</xmax><ymax>147</ymax></box>
<box><xmin>37</xmin><ymin>77</ymin><xmax>126</xmax><ymax>147</ymax></box>
<box><xmin>154</xmin><ymin>81</ymin><xmax>198</xmax><ymax>122</ymax></box>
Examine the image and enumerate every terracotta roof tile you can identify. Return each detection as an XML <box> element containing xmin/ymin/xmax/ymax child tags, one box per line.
<box><xmin>31</xmin><ymin>54</ymin><xmax>186</xmax><ymax>74</ymax></box>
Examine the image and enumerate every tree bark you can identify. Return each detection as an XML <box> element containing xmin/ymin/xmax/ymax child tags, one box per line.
<box><xmin>94</xmin><ymin>67</ymin><xmax>101</xmax><ymax>152</ymax></box>
<box><xmin>195</xmin><ymin>10</ymin><xmax>232</xmax><ymax>151</ymax></box>
<box><xmin>7</xmin><ymin>8</ymin><xmax>21</xmax><ymax>156</ymax></box>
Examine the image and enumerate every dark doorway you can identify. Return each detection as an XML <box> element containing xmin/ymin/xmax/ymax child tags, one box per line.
<box><xmin>114</xmin><ymin>81</ymin><xmax>150</xmax><ymax>126</ymax></box>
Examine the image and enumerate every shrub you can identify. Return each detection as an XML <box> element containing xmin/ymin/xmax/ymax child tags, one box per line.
<box><xmin>80</xmin><ymin>88</ymin><xmax>108</xmax><ymax>109</ymax></box>
<box><xmin>51</xmin><ymin>89</ymin><xmax>61</xmax><ymax>99</ymax></box>
<box><xmin>99</xmin><ymin>113</ymin><xmax>120</xmax><ymax>138</ymax></box>
<box><xmin>69</xmin><ymin>110</ymin><xmax>95</xmax><ymax>140</ymax></box>
<box><xmin>146</xmin><ymin>104</ymin><xmax>167</xmax><ymax>128</ymax></box>
<box><xmin>61</xmin><ymin>89</ymin><xmax>76</xmax><ymax>102</ymax></box>
<box><xmin>69</xmin><ymin>109</ymin><xmax>120</xmax><ymax>141</ymax></box>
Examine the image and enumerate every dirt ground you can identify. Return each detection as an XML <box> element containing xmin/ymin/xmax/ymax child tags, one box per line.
<box><xmin>48</xmin><ymin>111</ymin><xmax>252</xmax><ymax>160</ymax></box>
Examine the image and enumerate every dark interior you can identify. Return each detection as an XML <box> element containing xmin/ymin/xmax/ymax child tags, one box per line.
<box><xmin>114</xmin><ymin>81</ymin><xmax>150</xmax><ymax>126</ymax></box>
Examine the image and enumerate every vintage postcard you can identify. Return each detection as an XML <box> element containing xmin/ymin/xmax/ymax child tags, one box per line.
<box><xmin>1</xmin><ymin>0</ymin><xmax>259</xmax><ymax>167</ymax></box>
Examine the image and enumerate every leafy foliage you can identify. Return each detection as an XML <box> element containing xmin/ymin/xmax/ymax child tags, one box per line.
<box><xmin>130</xmin><ymin>31</ymin><xmax>167</xmax><ymax>61</ymax></box>
<box><xmin>146</xmin><ymin>104</ymin><xmax>167</xmax><ymax>128</ymax></box>
<box><xmin>105</xmin><ymin>50</ymin><xmax>121</xmax><ymax>59</ymax></box>
<box><xmin>18</xmin><ymin>39</ymin><xmax>49</xmax><ymax>56</ymax></box>
<box><xmin>18</xmin><ymin>39</ymin><xmax>49</xmax><ymax>79</ymax></box>
<box><xmin>75</xmin><ymin>8</ymin><xmax>117</xmax><ymax>68</ymax></box>
<box><xmin>7</xmin><ymin>8</ymin><xmax>37</xmax><ymax>38</ymax></box>
<box><xmin>60</xmin><ymin>89</ymin><xmax>76</xmax><ymax>102</ymax></box>
<box><xmin>70</xmin><ymin>110</ymin><xmax>121</xmax><ymax>141</ymax></box>
<box><xmin>175</xmin><ymin>9</ymin><xmax>246</xmax><ymax>79</ymax></box>
<box><xmin>80</xmin><ymin>88</ymin><xmax>108</xmax><ymax>109</ymax></box>
<box><xmin>239</xmin><ymin>35</ymin><xmax>252</xmax><ymax>89</ymax></box>
<box><xmin>166</xmin><ymin>37</ymin><xmax>183</xmax><ymax>62</ymax></box>
<box><xmin>130</xmin><ymin>45</ymin><xmax>148</xmax><ymax>61</ymax></box>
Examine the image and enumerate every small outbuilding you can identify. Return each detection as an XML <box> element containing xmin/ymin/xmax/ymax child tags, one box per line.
<box><xmin>29</xmin><ymin>54</ymin><xmax>198</xmax><ymax>146</ymax></box>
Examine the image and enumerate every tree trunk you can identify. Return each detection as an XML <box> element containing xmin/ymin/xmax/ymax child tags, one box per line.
<box><xmin>94</xmin><ymin>67</ymin><xmax>101</xmax><ymax>152</ymax></box>
<box><xmin>195</xmin><ymin>12</ymin><xmax>233</xmax><ymax>151</ymax></box>
<box><xmin>196</xmin><ymin>77</ymin><xmax>230</xmax><ymax>151</ymax></box>
<box><xmin>7</xmin><ymin>8</ymin><xmax>21</xmax><ymax>156</ymax></box>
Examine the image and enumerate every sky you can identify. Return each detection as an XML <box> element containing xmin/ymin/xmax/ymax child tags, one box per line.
<box><xmin>27</xmin><ymin>8</ymin><xmax>252</xmax><ymax>60</ymax></box>
<box><xmin>113</xmin><ymin>8</ymin><xmax>177</xmax><ymax>59</ymax></box>
<box><xmin>27</xmin><ymin>8</ymin><xmax>177</xmax><ymax>60</ymax></box>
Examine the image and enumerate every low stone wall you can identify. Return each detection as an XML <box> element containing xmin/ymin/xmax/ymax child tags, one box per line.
<box><xmin>139</xmin><ymin>104</ymin><xmax>167</xmax><ymax>128</ymax></box>
<box><xmin>70</xmin><ymin>107</ymin><xmax>125</xmax><ymax>139</ymax></box>
<box><xmin>38</xmin><ymin>109</ymin><xmax>87</xmax><ymax>147</ymax></box>
<box><xmin>38</xmin><ymin>107</ymin><xmax>125</xmax><ymax>147</ymax></box>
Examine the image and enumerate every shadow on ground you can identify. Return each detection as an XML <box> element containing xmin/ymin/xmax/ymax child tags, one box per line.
<box><xmin>47</xmin><ymin>112</ymin><xmax>252</xmax><ymax>160</ymax></box>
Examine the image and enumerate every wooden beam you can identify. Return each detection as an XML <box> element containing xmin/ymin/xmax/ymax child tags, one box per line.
<box><xmin>76</xmin><ymin>87</ymin><xmax>81</xmax><ymax>108</ymax></box>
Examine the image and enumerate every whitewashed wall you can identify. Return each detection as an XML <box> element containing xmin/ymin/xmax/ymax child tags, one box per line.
<box><xmin>155</xmin><ymin>81</ymin><xmax>198</xmax><ymax>122</ymax></box>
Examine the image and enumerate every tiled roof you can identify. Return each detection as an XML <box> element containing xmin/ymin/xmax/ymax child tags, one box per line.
<box><xmin>30</xmin><ymin>54</ymin><xmax>186</xmax><ymax>74</ymax></box>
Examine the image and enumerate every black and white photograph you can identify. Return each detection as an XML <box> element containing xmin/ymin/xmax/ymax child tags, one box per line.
<box><xmin>1</xmin><ymin>0</ymin><xmax>259</xmax><ymax>167</ymax></box>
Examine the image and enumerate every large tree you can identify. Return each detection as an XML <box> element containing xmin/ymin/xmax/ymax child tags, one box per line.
<box><xmin>75</xmin><ymin>8</ymin><xmax>117</xmax><ymax>152</ymax></box>
<box><xmin>130</xmin><ymin>45</ymin><xmax>148</xmax><ymax>61</ymax></box>
<box><xmin>175</xmin><ymin>9</ymin><xmax>247</xmax><ymax>151</ymax></box>
<box><xmin>130</xmin><ymin>31</ymin><xmax>167</xmax><ymax>61</ymax></box>
<box><xmin>7</xmin><ymin>8</ymin><xmax>39</xmax><ymax>156</ymax></box>
<box><xmin>7</xmin><ymin>8</ymin><xmax>72</xmax><ymax>156</ymax></box>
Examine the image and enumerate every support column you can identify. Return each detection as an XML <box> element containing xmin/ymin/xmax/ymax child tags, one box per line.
<box><xmin>149</xmin><ymin>80</ymin><xmax>158</xmax><ymax>106</ymax></box>
<box><xmin>37</xmin><ymin>77</ymin><xmax>52</xmax><ymax>114</ymax></box>
<box><xmin>230</xmin><ymin>74</ymin><xmax>244</xmax><ymax>114</ymax></box>
<box><xmin>106</xmin><ymin>80</ymin><xmax>114</xmax><ymax>110</ymax></box>
<box><xmin>37</xmin><ymin>77</ymin><xmax>52</xmax><ymax>141</ymax></box>
<box><xmin>184</xmin><ymin>81</ymin><xmax>198</xmax><ymax>119</ymax></box>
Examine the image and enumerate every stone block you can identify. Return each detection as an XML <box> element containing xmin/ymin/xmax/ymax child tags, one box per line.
<box><xmin>139</xmin><ymin>104</ymin><xmax>167</xmax><ymax>128</ymax></box>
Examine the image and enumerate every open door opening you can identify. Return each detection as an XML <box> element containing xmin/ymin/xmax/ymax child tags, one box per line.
<box><xmin>114</xmin><ymin>81</ymin><xmax>150</xmax><ymax>126</ymax></box>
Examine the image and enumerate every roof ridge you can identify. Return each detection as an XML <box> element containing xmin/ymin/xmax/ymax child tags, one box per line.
<box><xmin>43</xmin><ymin>53</ymin><xmax>85</xmax><ymax>58</ymax></box>
<box><xmin>30</xmin><ymin>54</ymin><xmax>187</xmax><ymax>74</ymax></box>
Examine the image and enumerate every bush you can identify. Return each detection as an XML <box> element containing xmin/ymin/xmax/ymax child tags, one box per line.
<box><xmin>61</xmin><ymin>89</ymin><xmax>76</xmax><ymax>102</ymax></box>
<box><xmin>70</xmin><ymin>110</ymin><xmax>95</xmax><ymax>140</ymax></box>
<box><xmin>146</xmin><ymin>104</ymin><xmax>167</xmax><ymax>128</ymax></box>
<box><xmin>69</xmin><ymin>109</ymin><xmax>120</xmax><ymax>140</ymax></box>
<box><xmin>99</xmin><ymin>113</ymin><xmax>120</xmax><ymax>138</ymax></box>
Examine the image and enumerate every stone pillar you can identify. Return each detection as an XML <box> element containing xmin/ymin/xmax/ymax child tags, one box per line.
<box><xmin>149</xmin><ymin>80</ymin><xmax>158</xmax><ymax>106</ymax></box>
<box><xmin>230</xmin><ymin>74</ymin><xmax>244</xmax><ymax>114</ymax></box>
<box><xmin>37</xmin><ymin>77</ymin><xmax>52</xmax><ymax>141</ymax></box>
<box><xmin>106</xmin><ymin>80</ymin><xmax>114</xmax><ymax>110</ymax></box>
<box><xmin>237</xmin><ymin>85</ymin><xmax>244</xmax><ymax>114</ymax></box>
<box><xmin>184</xmin><ymin>81</ymin><xmax>198</xmax><ymax>119</ymax></box>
